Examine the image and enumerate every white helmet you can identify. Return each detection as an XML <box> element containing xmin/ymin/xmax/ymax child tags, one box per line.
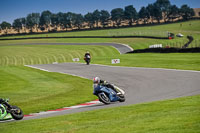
<box><xmin>93</xmin><ymin>77</ymin><xmax>100</xmax><ymax>84</ymax></box>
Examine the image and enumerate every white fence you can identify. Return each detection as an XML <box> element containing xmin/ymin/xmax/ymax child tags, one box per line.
<box><xmin>149</xmin><ymin>44</ymin><xmax>163</xmax><ymax>48</ymax></box>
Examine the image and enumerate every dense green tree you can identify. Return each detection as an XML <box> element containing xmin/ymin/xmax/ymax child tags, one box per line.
<box><xmin>84</xmin><ymin>12</ymin><xmax>94</xmax><ymax>28</ymax></box>
<box><xmin>180</xmin><ymin>4</ymin><xmax>195</xmax><ymax>20</ymax></box>
<box><xmin>72</xmin><ymin>14</ymin><xmax>84</xmax><ymax>29</ymax></box>
<box><xmin>56</xmin><ymin>12</ymin><xmax>65</xmax><ymax>29</ymax></box>
<box><xmin>51</xmin><ymin>13</ymin><xmax>58</xmax><ymax>27</ymax></box>
<box><xmin>124</xmin><ymin>5</ymin><xmax>138</xmax><ymax>26</ymax></box>
<box><xmin>168</xmin><ymin>5</ymin><xmax>180</xmax><ymax>21</ymax></box>
<box><xmin>26</xmin><ymin>13</ymin><xmax>40</xmax><ymax>32</ymax></box>
<box><xmin>1</xmin><ymin>21</ymin><xmax>11</xmax><ymax>30</ymax></box>
<box><xmin>152</xmin><ymin>3</ymin><xmax>163</xmax><ymax>23</ymax></box>
<box><xmin>40</xmin><ymin>10</ymin><xmax>52</xmax><ymax>30</ymax></box>
<box><xmin>139</xmin><ymin>6</ymin><xmax>149</xmax><ymax>24</ymax></box>
<box><xmin>13</xmin><ymin>18</ymin><xmax>23</xmax><ymax>33</ymax></box>
<box><xmin>155</xmin><ymin>0</ymin><xmax>171</xmax><ymax>22</ymax></box>
<box><xmin>20</xmin><ymin>17</ymin><xmax>26</xmax><ymax>33</ymax></box>
<box><xmin>0</xmin><ymin>21</ymin><xmax>11</xmax><ymax>34</ymax></box>
<box><xmin>111</xmin><ymin>8</ymin><xmax>124</xmax><ymax>27</ymax></box>
<box><xmin>146</xmin><ymin>4</ymin><xmax>155</xmax><ymax>23</ymax></box>
<box><xmin>92</xmin><ymin>10</ymin><xmax>101</xmax><ymax>27</ymax></box>
<box><xmin>100</xmin><ymin>10</ymin><xmax>110</xmax><ymax>27</ymax></box>
<box><xmin>65</xmin><ymin>12</ymin><xmax>75</xmax><ymax>28</ymax></box>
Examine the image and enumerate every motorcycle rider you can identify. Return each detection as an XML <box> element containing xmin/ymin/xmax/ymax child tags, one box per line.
<box><xmin>84</xmin><ymin>51</ymin><xmax>91</xmax><ymax>65</ymax></box>
<box><xmin>93</xmin><ymin>77</ymin><xmax>120</xmax><ymax>95</ymax></box>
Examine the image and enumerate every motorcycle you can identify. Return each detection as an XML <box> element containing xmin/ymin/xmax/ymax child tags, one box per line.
<box><xmin>94</xmin><ymin>85</ymin><xmax>125</xmax><ymax>104</ymax></box>
<box><xmin>0</xmin><ymin>98</ymin><xmax>24</xmax><ymax>121</ymax></box>
<box><xmin>84</xmin><ymin>55</ymin><xmax>91</xmax><ymax>65</ymax></box>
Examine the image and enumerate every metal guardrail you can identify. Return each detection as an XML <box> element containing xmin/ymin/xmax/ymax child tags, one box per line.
<box><xmin>0</xmin><ymin>36</ymin><xmax>170</xmax><ymax>41</ymax></box>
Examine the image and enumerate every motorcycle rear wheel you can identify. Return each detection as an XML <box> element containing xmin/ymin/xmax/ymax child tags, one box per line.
<box><xmin>10</xmin><ymin>106</ymin><xmax>24</xmax><ymax>120</ymax></box>
<box><xmin>98</xmin><ymin>93</ymin><xmax>110</xmax><ymax>104</ymax></box>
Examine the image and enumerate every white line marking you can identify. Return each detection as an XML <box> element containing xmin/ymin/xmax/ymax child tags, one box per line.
<box><xmin>68</xmin><ymin>105</ymin><xmax>85</xmax><ymax>109</ymax></box>
<box><xmin>25</xmin><ymin>65</ymin><xmax>49</xmax><ymax>72</ymax></box>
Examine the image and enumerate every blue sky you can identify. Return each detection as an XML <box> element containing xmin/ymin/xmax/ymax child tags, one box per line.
<box><xmin>1</xmin><ymin>0</ymin><xmax>200</xmax><ymax>24</ymax></box>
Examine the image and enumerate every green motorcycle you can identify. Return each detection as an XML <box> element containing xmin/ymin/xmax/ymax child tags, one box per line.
<box><xmin>0</xmin><ymin>98</ymin><xmax>24</xmax><ymax>121</ymax></box>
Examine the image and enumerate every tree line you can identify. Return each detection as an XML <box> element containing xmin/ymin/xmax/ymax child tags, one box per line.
<box><xmin>0</xmin><ymin>0</ymin><xmax>195</xmax><ymax>34</ymax></box>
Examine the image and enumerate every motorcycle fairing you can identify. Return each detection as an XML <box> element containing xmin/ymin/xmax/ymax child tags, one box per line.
<box><xmin>0</xmin><ymin>104</ymin><xmax>12</xmax><ymax>121</ymax></box>
<box><xmin>99</xmin><ymin>86</ymin><xmax>120</xmax><ymax>102</ymax></box>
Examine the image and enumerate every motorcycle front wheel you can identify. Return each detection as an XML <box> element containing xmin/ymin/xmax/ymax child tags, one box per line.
<box><xmin>10</xmin><ymin>106</ymin><xmax>24</xmax><ymax>120</ymax></box>
<box><xmin>98</xmin><ymin>93</ymin><xmax>110</xmax><ymax>104</ymax></box>
<box><xmin>118</xmin><ymin>94</ymin><xmax>125</xmax><ymax>102</ymax></box>
<box><xmin>86</xmin><ymin>59</ymin><xmax>90</xmax><ymax>65</ymax></box>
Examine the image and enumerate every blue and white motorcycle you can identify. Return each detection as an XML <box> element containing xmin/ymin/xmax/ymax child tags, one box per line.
<box><xmin>94</xmin><ymin>84</ymin><xmax>125</xmax><ymax>104</ymax></box>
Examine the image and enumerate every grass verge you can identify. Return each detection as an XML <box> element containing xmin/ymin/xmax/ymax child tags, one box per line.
<box><xmin>0</xmin><ymin>45</ymin><xmax>119</xmax><ymax>66</ymax></box>
<box><xmin>0</xmin><ymin>95</ymin><xmax>199</xmax><ymax>133</ymax></box>
<box><xmin>0</xmin><ymin>45</ymin><xmax>200</xmax><ymax>71</ymax></box>
<box><xmin>92</xmin><ymin>53</ymin><xmax>200</xmax><ymax>71</ymax></box>
<box><xmin>0</xmin><ymin>66</ymin><xmax>96</xmax><ymax>114</ymax></box>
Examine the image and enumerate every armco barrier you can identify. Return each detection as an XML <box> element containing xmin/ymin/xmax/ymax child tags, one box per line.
<box><xmin>0</xmin><ymin>35</ymin><xmax>169</xmax><ymax>41</ymax></box>
<box><xmin>127</xmin><ymin>48</ymin><xmax>200</xmax><ymax>53</ymax></box>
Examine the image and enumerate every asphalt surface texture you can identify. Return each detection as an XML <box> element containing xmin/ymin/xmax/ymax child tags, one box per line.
<box><xmin>23</xmin><ymin>63</ymin><xmax>200</xmax><ymax>120</ymax></box>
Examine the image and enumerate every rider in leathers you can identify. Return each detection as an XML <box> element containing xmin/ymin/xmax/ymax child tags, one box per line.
<box><xmin>84</xmin><ymin>51</ymin><xmax>91</xmax><ymax>65</ymax></box>
<box><xmin>93</xmin><ymin>77</ymin><xmax>120</xmax><ymax>96</ymax></box>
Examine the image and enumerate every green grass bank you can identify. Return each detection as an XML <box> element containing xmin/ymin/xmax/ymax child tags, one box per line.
<box><xmin>0</xmin><ymin>95</ymin><xmax>199</xmax><ymax>133</ymax></box>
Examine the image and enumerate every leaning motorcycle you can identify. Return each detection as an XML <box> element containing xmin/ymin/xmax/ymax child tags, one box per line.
<box><xmin>0</xmin><ymin>98</ymin><xmax>24</xmax><ymax>121</ymax></box>
<box><xmin>84</xmin><ymin>55</ymin><xmax>91</xmax><ymax>65</ymax></box>
<box><xmin>95</xmin><ymin>85</ymin><xmax>125</xmax><ymax>104</ymax></box>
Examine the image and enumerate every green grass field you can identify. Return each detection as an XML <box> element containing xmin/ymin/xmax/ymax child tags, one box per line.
<box><xmin>0</xmin><ymin>20</ymin><xmax>200</xmax><ymax>132</ymax></box>
<box><xmin>0</xmin><ymin>45</ymin><xmax>200</xmax><ymax>70</ymax></box>
<box><xmin>0</xmin><ymin>45</ymin><xmax>119</xmax><ymax>66</ymax></box>
<box><xmin>0</xmin><ymin>66</ymin><xmax>96</xmax><ymax>114</ymax></box>
<box><xmin>0</xmin><ymin>95</ymin><xmax>199</xmax><ymax>133</ymax></box>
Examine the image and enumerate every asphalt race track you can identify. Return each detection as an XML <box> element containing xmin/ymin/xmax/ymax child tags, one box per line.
<box><xmin>24</xmin><ymin>63</ymin><xmax>200</xmax><ymax>120</ymax></box>
<box><xmin>2</xmin><ymin>43</ymin><xmax>200</xmax><ymax>121</ymax></box>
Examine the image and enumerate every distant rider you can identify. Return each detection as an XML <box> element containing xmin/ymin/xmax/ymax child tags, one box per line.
<box><xmin>84</xmin><ymin>51</ymin><xmax>90</xmax><ymax>58</ymax></box>
<box><xmin>93</xmin><ymin>77</ymin><xmax>120</xmax><ymax>95</ymax></box>
<box><xmin>84</xmin><ymin>51</ymin><xmax>91</xmax><ymax>65</ymax></box>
